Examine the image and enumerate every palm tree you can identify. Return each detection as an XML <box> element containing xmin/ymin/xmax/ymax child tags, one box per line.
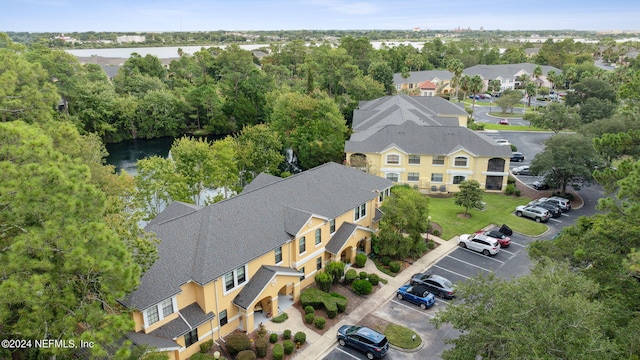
<box><xmin>564</xmin><ymin>67</ymin><xmax>577</xmax><ymax>89</ymax></box>
<box><xmin>446</xmin><ymin>58</ymin><xmax>464</xmax><ymax>101</ymax></box>
<box><xmin>533</xmin><ymin>65</ymin><xmax>543</xmax><ymax>86</ymax></box>
<box><xmin>459</xmin><ymin>75</ymin><xmax>471</xmax><ymax>101</ymax></box>
<box><xmin>525</xmin><ymin>82</ymin><xmax>537</xmax><ymax>106</ymax></box>
<box><xmin>546</xmin><ymin>70</ymin><xmax>557</xmax><ymax>90</ymax></box>
<box><xmin>468</xmin><ymin>75</ymin><xmax>484</xmax><ymax>114</ymax></box>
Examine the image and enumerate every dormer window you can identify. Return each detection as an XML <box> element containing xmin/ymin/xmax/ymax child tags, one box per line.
<box><xmin>386</xmin><ymin>154</ymin><xmax>400</xmax><ymax>165</ymax></box>
<box><xmin>454</xmin><ymin>156</ymin><xmax>468</xmax><ymax>167</ymax></box>
<box><xmin>143</xmin><ymin>297</ymin><xmax>177</xmax><ymax>328</ymax></box>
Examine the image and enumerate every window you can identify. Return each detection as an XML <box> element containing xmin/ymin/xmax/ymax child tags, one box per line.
<box><xmin>453</xmin><ymin>175</ymin><xmax>466</xmax><ymax>184</ymax></box>
<box><xmin>454</xmin><ymin>156</ymin><xmax>468</xmax><ymax>167</ymax></box>
<box><xmin>408</xmin><ymin>155</ymin><xmax>420</xmax><ymax>164</ymax></box>
<box><xmin>354</xmin><ymin>203</ymin><xmax>366</xmax><ymax>221</ymax></box>
<box><xmin>275</xmin><ymin>246</ymin><xmax>282</xmax><ymax>264</ymax></box>
<box><xmin>299</xmin><ymin>267</ymin><xmax>305</xmax><ymax>280</ymax></box>
<box><xmin>386</xmin><ymin>154</ymin><xmax>400</xmax><ymax>164</ymax></box>
<box><xmin>316</xmin><ymin>257</ymin><xmax>322</xmax><ymax>270</ymax></box>
<box><xmin>385</xmin><ymin>173</ymin><xmax>399</xmax><ymax>182</ymax></box>
<box><xmin>224</xmin><ymin>265</ymin><xmax>248</xmax><ymax>292</ymax></box>
<box><xmin>315</xmin><ymin>229</ymin><xmax>321</xmax><ymax>245</ymax></box>
<box><xmin>143</xmin><ymin>297</ymin><xmax>176</xmax><ymax>328</ymax></box>
<box><xmin>160</xmin><ymin>298</ymin><xmax>174</xmax><ymax>318</ymax></box>
<box><xmin>299</xmin><ymin>236</ymin><xmax>306</xmax><ymax>254</ymax></box>
<box><xmin>184</xmin><ymin>329</ymin><xmax>198</xmax><ymax>348</ymax></box>
<box><xmin>219</xmin><ymin>309</ymin><xmax>228</xmax><ymax>326</ymax></box>
<box><xmin>407</xmin><ymin>172</ymin><xmax>419</xmax><ymax>182</ymax></box>
<box><xmin>431</xmin><ymin>173</ymin><xmax>443</xmax><ymax>182</ymax></box>
<box><xmin>146</xmin><ymin>305</ymin><xmax>159</xmax><ymax>326</ymax></box>
<box><xmin>432</xmin><ymin>156</ymin><xmax>445</xmax><ymax>165</ymax></box>
<box><xmin>329</xmin><ymin>219</ymin><xmax>335</xmax><ymax>234</ymax></box>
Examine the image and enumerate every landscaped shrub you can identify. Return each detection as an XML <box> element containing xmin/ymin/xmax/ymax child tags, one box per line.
<box><xmin>226</xmin><ymin>332</ymin><xmax>252</xmax><ymax>356</ymax></box>
<box><xmin>352</xmin><ymin>279</ymin><xmax>373</xmax><ymax>295</ymax></box>
<box><xmin>507</xmin><ymin>175</ymin><xmax>516</xmax><ymax>184</ymax></box>
<box><xmin>256</xmin><ymin>322</ymin><xmax>268</xmax><ymax>339</ymax></box>
<box><xmin>199</xmin><ymin>339</ymin><xmax>214</xmax><ymax>353</ymax></box>
<box><xmin>283</xmin><ymin>329</ymin><xmax>291</xmax><ymax>340</ymax></box>
<box><xmin>283</xmin><ymin>340</ymin><xmax>295</xmax><ymax>355</ymax></box>
<box><xmin>304</xmin><ymin>305</ymin><xmax>315</xmax><ymax>315</ymax></box>
<box><xmin>355</xmin><ymin>253</ymin><xmax>367</xmax><ymax>267</ymax></box>
<box><xmin>389</xmin><ymin>261</ymin><xmax>401</xmax><ymax>273</ymax></box>
<box><xmin>236</xmin><ymin>350</ymin><xmax>257</xmax><ymax>360</ymax></box>
<box><xmin>427</xmin><ymin>240</ymin><xmax>436</xmax><ymax>250</ymax></box>
<box><xmin>324</xmin><ymin>261</ymin><xmax>345</xmax><ymax>284</ymax></box>
<box><xmin>305</xmin><ymin>313</ymin><xmax>315</xmax><ymax>324</ymax></box>
<box><xmin>271</xmin><ymin>312</ymin><xmax>288</xmax><ymax>323</ymax></box>
<box><xmin>433</xmin><ymin>229</ymin><xmax>441</xmax><ymax>237</ymax></box>
<box><xmin>344</xmin><ymin>269</ymin><xmax>357</xmax><ymax>284</ymax></box>
<box><xmin>272</xmin><ymin>344</ymin><xmax>284</xmax><ymax>360</ymax></box>
<box><xmin>359</xmin><ymin>271</ymin><xmax>368</xmax><ymax>280</ymax></box>
<box><xmin>255</xmin><ymin>338</ymin><xmax>268</xmax><ymax>358</ymax></box>
<box><xmin>330</xmin><ymin>293</ymin><xmax>347</xmax><ymax>312</ymax></box>
<box><xmin>381</xmin><ymin>256</ymin><xmax>391</xmax><ymax>266</ymax></box>
<box><xmin>300</xmin><ymin>288</ymin><xmax>347</xmax><ymax>315</ymax></box>
<box><xmin>294</xmin><ymin>331</ymin><xmax>307</xmax><ymax>345</ymax></box>
<box><xmin>514</xmin><ymin>189</ymin><xmax>521</xmax><ymax>196</ymax></box>
<box><xmin>505</xmin><ymin>183</ymin><xmax>516</xmax><ymax>195</ymax></box>
<box><xmin>326</xmin><ymin>306</ymin><xmax>337</xmax><ymax>319</ymax></box>
<box><xmin>368</xmin><ymin>273</ymin><xmax>380</xmax><ymax>286</ymax></box>
<box><xmin>314</xmin><ymin>271</ymin><xmax>333</xmax><ymax>292</ymax></box>
<box><xmin>314</xmin><ymin>316</ymin><xmax>326</xmax><ymax>329</ymax></box>
<box><xmin>269</xmin><ymin>333</ymin><xmax>278</xmax><ymax>344</ymax></box>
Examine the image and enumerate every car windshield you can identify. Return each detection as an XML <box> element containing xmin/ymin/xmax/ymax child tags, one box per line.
<box><xmin>441</xmin><ymin>279</ymin><xmax>453</xmax><ymax>288</ymax></box>
<box><xmin>375</xmin><ymin>337</ymin><xmax>388</xmax><ymax>347</ymax></box>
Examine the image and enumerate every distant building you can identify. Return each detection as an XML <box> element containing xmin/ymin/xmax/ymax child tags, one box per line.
<box><xmin>116</xmin><ymin>35</ymin><xmax>146</xmax><ymax>43</ymax></box>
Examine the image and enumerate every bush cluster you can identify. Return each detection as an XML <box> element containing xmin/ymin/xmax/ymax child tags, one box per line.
<box><xmin>236</xmin><ymin>350</ymin><xmax>257</xmax><ymax>360</ymax></box>
<box><xmin>226</xmin><ymin>332</ymin><xmax>252</xmax><ymax>356</ymax></box>
<box><xmin>294</xmin><ymin>331</ymin><xmax>307</xmax><ymax>345</ymax></box>
<box><xmin>283</xmin><ymin>339</ymin><xmax>295</xmax><ymax>355</ymax></box>
<box><xmin>355</xmin><ymin>253</ymin><xmax>367</xmax><ymax>267</ymax></box>
<box><xmin>344</xmin><ymin>269</ymin><xmax>357</xmax><ymax>284</ymax></box>
<box><xmin>269</xmin><ymin>333</ymin><xmax>278</xmax><ymax>344</ymax></box>
<box><xmin>199</xmin><ymin>339</ymin><xmax>214</xmax><ymax>353</ymax></box>
<box><xmin>389</xmin><ymin>261</ymin><xmax>401</xmax><ymax>273</ymax></box>
<box><xmin>368</xmin><ymin>273</ymin><xmax>380</xmax><ymax>285</ymax></box>
<box><xmin>359</xmin><ymin>271</ymin><xmax>368</xmax><ymax>280</ymax></box>
<box><xmin>271</xmin><ymin>312</ymin><xmax>288</xmax><ymax>323</ymax></box>
<box><xmin>305</xmin><ymin>313</ymin><xmax>315</xmax><ymax>324</ymax></box>
<box><xmin>190</xmin><ymin>354</ymin><xmax>216</xmax><ymax>360</ymax></box>
<box><xmin>314</xmin><ymin>270</ymin><xmax>333</xmax><ymax>292</ymax></box>
<box><xmin>505</xmin><ymin>183</ymin><xmax>516</xmax><ymax>195</ymax></box>
<box><xmin>304</xmin><ymin>305</ymin><xmax>315</xmax><ymax>315</ymax></box>
<box><xmin>314</xmin><ymin>316</ymin><xmax>326</xmax><ymax>329</ymax></box>
<box><xmin>352</xmin><ymin>279</ymin><xmax>373</xmax><ymax>295</ymax></box>
<box><xmin>272</xmin><ymin>344</ymin><xmax>284</xmax><ymax>360</ymax></box>
<box><xmin>283</xmin><ymin>329</ymin><xmax>291</xmax><ymax>340</ymax></box>
<box><xmin>255</xmin><ymin>338</ymin><xmax>268</xmax><ymax>358</ymax></box>
<box><xmin>300</xmin><ymin>288</ymin><xmax>347</xmax><ymax>316</ymax></box>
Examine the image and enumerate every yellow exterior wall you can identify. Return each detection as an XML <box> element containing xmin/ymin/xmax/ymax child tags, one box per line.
<box><xmin>346</xmin><ymin>148</ymin><xmax>509</xmax><ymax>193</ymax></box>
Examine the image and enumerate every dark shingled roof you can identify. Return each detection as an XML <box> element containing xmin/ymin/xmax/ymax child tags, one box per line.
<box><xmin>326</xmin><ymin>223</ymin><xmax>358</xmax><ymax>255</ymax></box>
<box><xmin>233</xmin><ymin>265</ymin><xmax>303</xmax><ymax>309</ymax></box>
<box><xmin>123</xmin><ymin>162</ymin><xmax>392</xmax><ymax>310</ymax></box>
<box><xmin>150</xmin><ymin>303</ymin><xmax>214</xmax><ymax>340</ymax></box>
<box><xmin>346</xmin><ymin>121</ymin><xmax>512</xmax><ymax>158</ymax></box>
<box><xmin>125</xmin><ymin>332</ymin><xmax>180</xmax><ymax>350</ymax></box>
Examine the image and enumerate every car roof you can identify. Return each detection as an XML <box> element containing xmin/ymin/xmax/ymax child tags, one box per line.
<box><xmin>411</xmin><ymin>285</ymin><xmax>429</xmax><ymax>294</ymax></box>
<box><xmin>355</xmin><ymin>326</ymin><xmax>386</xmax><ymax>342</ymax></box>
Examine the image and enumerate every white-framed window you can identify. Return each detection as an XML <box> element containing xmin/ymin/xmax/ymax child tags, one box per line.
<box><xmin>143</xmin><ymin>297</ymin><xmax>176</xmax><ymax>328</ymax></box>
<box><xmin>407</xmin><ymin>172</ymin><xmax>419</xmax><ymax>182</ymax></box>
<box><xmin>299</xmin><ymin>267</ymin><xmax>305</xmax><ymax>280</ymax></box>
<box><xmin>431</xmin><ymin>173</ymin><xmax>444</xmax><ymax>182</ymax></box>
<box><xmin>408</xmin><ymin>155</ymin><xmax>420</xmax><ymax>164</ymax></box>
<box><xmin>184</xmin><ymin>328</ymin><xmax>198</xmax><ymax>348</ymax></box>
<box><xmin>453</xmin><ymin>175</ymin><xmax>466</xmax><ymax>184</ymax></box>
<box><xmin>354</xmin><ymin>203</ymin><xmax>367</xmax><ymax>221</ymax></box>
<box><xmin>386</xmin><ymin>154</ymin><xmax>400</xmax><ymax>165</ymax></box>
<box><xmin>224</xmin><ymin>265</ymin><xmax>248</xmax><ymax>292</ymax></box>
<box><xmin>454</xmin><ymin>156</ymin><xmax>468</xmax><ymax>167</ymax></box>
<box><xmin>396</xmin><ymin>84</ymin><xmax>401</xmax><ymax>91</ymax></box>
<box><xmin>275</xmin><ymin>246</ymin><xmax>282</xmax><ymax>264</ymax></box>
<box><xmin>329</xmin><ymin>219</ymin><xmax>336</xmax><ymax>234</ymax></box>
<box><xmin>316</xmin><ymin>257</ymin><xmax>322</xmax><ymax>270</ymax></box>
<box><xmin>432</xmin><ymin>156</ymin><xmax>445</xmax><ymax>165</ymax></box>
<box><xmin>386</xmin><ymin>173</ymin><xmax>399</xmax><ymax>182</ymax></box>
<box><xmin>315</xmin><ymin>229</ymin><xmax>321</xmax><ymax>245</ymax></box>
<box><xmin>299</xmin><ymin>236</ymin><xmax>306</xmax><ymax>254</ymax></box>
<box><xmin>219</xmin><ymin>309</ymin><xmax>228</xmax><ymax>326</ymax></box>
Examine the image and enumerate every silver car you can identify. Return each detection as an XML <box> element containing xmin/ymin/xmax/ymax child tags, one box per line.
<box><xmin>515</xmin><ymin>205</ymin><xmax>551</xmax><ymax>223</ymax></box>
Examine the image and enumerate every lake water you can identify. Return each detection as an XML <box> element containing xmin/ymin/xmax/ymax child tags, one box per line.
<box><xmin>105</xmin><ymin>137</ymin><xmax>174</xmax><ymax>175</ymax></box>
<box><xmin>66</xmin><ymin>41</ymin><xmax>424</xmax><ymax>59</ymax></box>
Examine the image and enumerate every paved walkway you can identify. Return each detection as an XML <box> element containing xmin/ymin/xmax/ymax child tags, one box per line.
<box><xmin>263</xmin><ymin>235</ymin><xmax>459</xmax><ymax>360</ymax></box>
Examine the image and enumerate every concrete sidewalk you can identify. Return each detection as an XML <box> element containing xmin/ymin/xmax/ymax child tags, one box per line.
<box><xmin>263</xmin><ymin>235</ymin><xmax>459</xmax><ymax>360</ymax></box>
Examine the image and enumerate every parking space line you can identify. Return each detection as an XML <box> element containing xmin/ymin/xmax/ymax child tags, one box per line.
<box><xmin>499</xmin><ymin>248</ymin><xmax>516</xmax><ymax>255</ymax></box>
<box><xmin>548</xmin><ymin>218</ymin><xmax>562</xmax><ymax>223</ymax></box>
<box><xmin>447</xmin><ymin>255</ymin><xmax>495</xmax><ymax>272</ymax></box>
<box><xmin>456</xmin><ymin>248</ymin><xmax>505</xmax><ymax>263</ymax></box>
<box><xmin>334</xmin><ymin>346</ymin><xmax>361</xmax><ymax>359</ymax></box>
<box><xmin>390</xmin><ymin>299</ymin><xmax>435</xmax><ymax>318</ymax></box>
<box><xmin>509</xmin><ymin>241</ymin><xmax>526</xmax><ymax>247</ymax></box>
<box><xmin>433</xmin><ymin>264</ymin><xmax>471</xmax><ymax>279</ymax></box>
<box><xmin>561</xmin><ymin>213</ymin><xmax>570</xmax><ymax>217</ymax></box>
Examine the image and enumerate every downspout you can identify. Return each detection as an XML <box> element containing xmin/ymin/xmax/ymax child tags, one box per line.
<box><xmin>213</xmin><ymin>279</ymin><xmax>222</xmax><ymax>345</ymax></box>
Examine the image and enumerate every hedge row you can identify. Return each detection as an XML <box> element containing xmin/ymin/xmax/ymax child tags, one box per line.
<box><xmin>300</xmin><ymin>288</ymin><xmax>347</xmax><ymax>318</ymax></box>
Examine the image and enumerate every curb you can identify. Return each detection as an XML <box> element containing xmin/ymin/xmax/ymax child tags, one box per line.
<box><xmin>389</xmin><ymin>338</ymin><xmax>425</xmax><ymax>353</ymax></box>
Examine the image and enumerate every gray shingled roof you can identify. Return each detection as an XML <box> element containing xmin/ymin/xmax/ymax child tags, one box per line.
<box><xmin>150</xmin><ymin>303</ymin><xmax>214</xmax><ymax>340</ymax></box>
<box><xmin>351</xmin><ymin>95</ymin><xmax>465</xmax><ymax>141</ymax></box>
<box><xmin>241</xmin><ymin>172</ymin><xmax>282</xmax><ymax>193</ymax></box>
<box><xmin>346</xmin><ymin>121</ymin><xmax>512</xmax><ymax>158</ymax></box>
<box><xmin>126</xmin><ymin>332</ymin><xmax>180</xmax><ymax>350</ymax></box>
<box><xmin>124</xmin><ymin>162</ymin><xmax>392</xmax><ymax>310</ymax></box>
<box><xmin>325</xmin><ymin>223</ymin><xmax>358</xmax><ymax>255</ymax></box>
<box><xmin>233</xmin><ymin>265</ymin><xmax>303</xmax><ymax>309</ymax></box>
<box><xmin>463</xmin><ymin>63</ymin><xmax>562</xmax><ymax>79</ymax></box>
<box><xmin>392</xmin><ymin>69</ymin><xmax>452</xmax><ymax>86</ymax></box>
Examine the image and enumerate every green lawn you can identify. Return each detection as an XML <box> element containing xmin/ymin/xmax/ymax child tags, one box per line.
<box><xmin>383</xmin><ymin>323</ymin><xmax>421</xmax><ymax>349</ymax></box>
<box><xmin>482</xmin><ymin>123</ymin><xmax>545</xmax><ymax>131</ymax></box>
<box><xmin>428</xmin><ymin>193</ymin><xmax>548</xmax><ymax>240</ymax></box>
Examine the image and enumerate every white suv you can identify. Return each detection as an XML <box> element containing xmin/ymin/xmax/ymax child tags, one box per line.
<box><xmin>458</xmin><ymin>234</ymin><xmax>500</xmax><ymax>256</ymax></box>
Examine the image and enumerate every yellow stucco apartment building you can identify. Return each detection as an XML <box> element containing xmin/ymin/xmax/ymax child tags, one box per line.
<box><xmin>121</xmin><ymin>163</ymin><xmax>392</xmax><ymax>359</ymax></box>
<box><xmin>345</xmin><ymin>95</ymin><xmax>512</xmax><ymax>193</ymax></box>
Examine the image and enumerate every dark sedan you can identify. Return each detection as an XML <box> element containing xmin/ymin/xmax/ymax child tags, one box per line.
<box><xmin>410</xmin><ymin>273</ymin><xmax>455</xmax><ymax>299</ymax></box>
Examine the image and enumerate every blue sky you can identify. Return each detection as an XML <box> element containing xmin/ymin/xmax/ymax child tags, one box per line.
<box><xmin>1</xmin><ymin>0</ymin><xmax>639</xmax><ymax>32</ymax></box>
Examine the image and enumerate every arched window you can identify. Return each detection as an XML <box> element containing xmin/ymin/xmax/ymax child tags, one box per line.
<box><xmin>487</xmin><ymin>158</ymin><xmax>506</xmax><ymax>172</ymax></box>
<box><xmin>386</xmin><ymin>154</ymin><xmax>400</xmax><ymax>165</ymax></box>
<box><xmin>453</xmin><ymin>175</ymin><xmax>466</xmax><ymax>184</ymax></box>
<box><xmin>454</xmin><ymin>156</ymin><xmax>468</xmax><ymax>167</ymax></box>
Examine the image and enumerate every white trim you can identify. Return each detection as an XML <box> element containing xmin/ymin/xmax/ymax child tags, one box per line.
<box><xmin>380</xmin><ymin>167</ymin><xmax>405</xmax><ymax>173</ymax></box>
<box><xmin>292</xmin><ymin>247</ymin><xmax>326</xmax><ymax>268</ymax></box>
<box><xmin>446</xmin><ymin>169</ymin><xmax>473</xmax><ymax>175</ymax></box>
<box><xmin>482</xmin><ymin>171</ymin><xmax>509</xmax><ymax>176</ymax></box>
<box><xmin>142</xmin><ymin>295</ymin><xmax>177</xmax><ymax>329</ymax></box>
<box><xmin>222</xmin><ymin>264</ymin><xmax>249</xmax><ymax>296</ymax></box>
<box><xmin>384</xmin><ymin>153</ymin><xmax>402</xmax><ymax>166</ymax></box>
<box><xmin>452</xmin><ymin>155</ymin><xmax>469</xmax><ymax>168</ymax></box>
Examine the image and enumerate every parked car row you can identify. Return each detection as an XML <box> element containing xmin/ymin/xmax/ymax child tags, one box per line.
<box><xmin>512</xmin><ymin>165</ymin><xmax>529</xmax><ymax>175</ymax></box>
<box><xmin>515</xmin><ymin>196</ymin><xmax>571</xmax><ymax>222</ymax></box>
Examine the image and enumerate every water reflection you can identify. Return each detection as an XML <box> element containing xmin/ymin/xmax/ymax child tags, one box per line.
<box><xmin>105</xmin><ymin>137</ymin><xmax>174</xmax><ymax>175</ymax></box>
